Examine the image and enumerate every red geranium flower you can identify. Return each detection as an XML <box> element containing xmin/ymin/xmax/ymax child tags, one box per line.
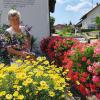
<box><xmin>79</xmin><ymin>84</ymin><xmax>86</xmax><ymax>95</ymax></box>
<box><xmin>82</xmin><ymin>56</ymin><xmax>87</xmax><ymax>62</ymax></box>
<box><xmin>89</xmin><ymin>84</ymin><xmax>96</xmax><ymax>92</ymax></box>
<box><xmin>73</xmin><ymin>75</ymin><xmax>79</xmax><ymax>81</ymax></box>
<box><xmin>82</xmin><ymin>72</ymin><xmax>89</xmax><ymax>78</ymax></box>
<box><xmin>80</xmin><ymin>77</ymin><xmax>86</xmax><ymax>83</ymax></box>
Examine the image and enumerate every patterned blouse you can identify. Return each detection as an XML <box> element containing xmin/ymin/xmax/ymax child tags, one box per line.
<box><xmin>0</xmin><ymin>26</ymin><xmax>31</xmax><ymax>65</ymax></box>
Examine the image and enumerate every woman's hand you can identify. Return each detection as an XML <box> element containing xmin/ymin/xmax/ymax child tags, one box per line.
<box><xmin>7</xmin><ymin>47</ymin><xmax>28</xmax><ymax>58</ymax></box>
<box><xmin>21</xmin><ymin>51</ymin><xmax>29</xmax><ymax>58</ymax></box>
<box><xmin>7</xmin><ymin>47</ymin><xmax>36</xmax><ymax>60</ymax></box>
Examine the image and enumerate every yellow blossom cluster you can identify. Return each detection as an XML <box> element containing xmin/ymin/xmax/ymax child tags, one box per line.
<box><xmin>0</xmin><ymin>56</ymin><xmax>66</xmax><ymax>99</ymax></box>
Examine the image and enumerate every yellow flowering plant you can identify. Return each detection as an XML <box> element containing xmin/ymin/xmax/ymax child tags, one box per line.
<box><xmin>0</xmin><ymin>57</ymin><xmax>66</xmax><ymax>100</ymax></box>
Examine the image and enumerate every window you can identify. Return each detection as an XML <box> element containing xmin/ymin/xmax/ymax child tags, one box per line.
<box><xmin>88</xmin><ymin>24</ymin><xmax>96</xmax><ymax>29</ymax></box>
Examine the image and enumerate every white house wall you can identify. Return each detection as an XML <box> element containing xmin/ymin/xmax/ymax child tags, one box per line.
<box><xmin>82</xmin><ymin>5</ymin><xmax>100</xmax><ymax>29</ymax></box>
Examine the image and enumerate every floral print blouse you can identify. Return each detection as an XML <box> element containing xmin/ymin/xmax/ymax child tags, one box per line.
<box><xmin>0</xmin><ymin>26</ymin><xmax>31</xmax><ymax>65</ymax></box>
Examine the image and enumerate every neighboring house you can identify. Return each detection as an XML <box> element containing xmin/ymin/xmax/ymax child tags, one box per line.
<box><xmin>76</xmin><ymin>3</ymin><xmax>100</xmax><ymax>29</ymax></box>
<box><xmin>55</xmin><ymin>24</ymin><xmax>66</xmax><ymax>31</ymax></box>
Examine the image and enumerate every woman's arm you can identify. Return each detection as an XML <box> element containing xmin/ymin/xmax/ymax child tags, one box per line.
<box><xmin>4</xmin><ymin>32</ymin><xmax>27</xmax><ymax>58</ymax></box>
<box><xmin>7</xmin><ymin>47</ymin><xmax>28</xmax><ymax>58</ymax></box>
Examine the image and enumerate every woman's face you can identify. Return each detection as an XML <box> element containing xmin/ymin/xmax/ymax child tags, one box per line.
<box><xmin>9</xmin><ymin>15</ymin><xmax>20</xmax><ymax>27</ymax></box>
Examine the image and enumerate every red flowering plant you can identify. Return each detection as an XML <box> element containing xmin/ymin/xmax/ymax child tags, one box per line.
<box><xmin>40</xmin><ymin>37</ymin><xmax>100</xmax><ymax>99</ymax></box>
<box><xmin>64</xmin><ymin>42</ymin><xmax>100</xmax><ymax>99</ymax></box>
<box><xmin>40</xmin><ymin>36</ymin><xmax>54</xmax><ymax>55</ymax></box>
<box><xmin>40</xmin><ymin>36</ymin><xmax>79</xmax><ymax>66</ymax></box>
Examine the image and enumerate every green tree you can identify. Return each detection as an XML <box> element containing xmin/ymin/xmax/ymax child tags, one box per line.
<box><xmin>95</xmin><ymin>16</ymin><xmax>100</xmax><ymax>29</ymax></box>
<box><xmin>69</xmin><ymin>21</ymin><xmax>72</xmax><ymax>26</ymax></box>
<box><xmin>50</xmin><ymin>16</ymin><xmax>55</xmax><ymax>33</ymax></box>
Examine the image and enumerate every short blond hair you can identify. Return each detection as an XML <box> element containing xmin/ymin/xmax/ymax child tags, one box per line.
<box><xmin>8</xmin><ymin>9</ymin><xmax>21</xmax><ymax>20</ymax></box>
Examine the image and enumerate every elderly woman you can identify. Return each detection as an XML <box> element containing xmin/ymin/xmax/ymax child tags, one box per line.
<box><xmin>4</xmin><ymin>9</ymin><xmax>35</xmax><ymax>63</ymax></box>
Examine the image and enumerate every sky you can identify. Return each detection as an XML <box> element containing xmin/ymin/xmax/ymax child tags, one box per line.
<box><xmin>51</xmin><ymin>0</ymin><xmax>100</xmax><ymax>25</ymax></box>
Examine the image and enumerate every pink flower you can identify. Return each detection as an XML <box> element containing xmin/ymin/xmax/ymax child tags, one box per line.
<box><xmin>96</xmin><ymin>93</ymin><xmax>100</xmax><ymax>100</ymax></box>
<box><xmin>82</xmin><ymin>56</ymin><xmax>87</xmax><ymax>62</ymax></box>
<box><xmin>87</xmin><ymin>59</ymin><xmax>91</xmax><ymax>65</ymax></box>
<box><xmin>93</xmin><ymin>53</ymin><xmax>96</xmax><ymax>57</ymax></box>
<box><xmin>85</xmin><ymin>88</ymin><xmax>90</xmax><ymax>95</ymax></box>
<box><xmin>92</xmin><ymin>76</ymin><xmax>100</xmax><ymax>83</ymax></box>
<box><xmin>95</xmin><ymin>48</ymin><xmax>100</xmax><ymax>55</ymax></box>
<box><xmin>87</xmin><ymin>66</ymin><xmax>93</xmax><ymax>73</ymax></box>
<box><xmin>78</xmin><ymin>63</ymin><xmax>82</xmax><ymax>67</ymax></box>
<box><xmin>92</xmin><ymin>62</ymin><xmax>100</xmax><ymax>75</ymax></box>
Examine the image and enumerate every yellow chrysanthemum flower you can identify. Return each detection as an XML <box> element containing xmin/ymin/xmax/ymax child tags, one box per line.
<box><xmin>0</xmin><ymin>91</ymin><xmax>6</xmax><ymax>96</ymax></box>
<box><xmin>67</xmin><ymin>92</ymin><xmax>73</xmax><ymax>97</ymax></box>
<box><xmin>40</xmin><ymin>81</ymin><xmax>49</xmax><ymax>90</ymax></box>
<box><xmin>32</xmin><ymin>81</ymin><xmax>38</xmax><ymax>85</ymax></box>
<box><xmin>40</xmin><ymin>81</ymin><xmax>47</xmax><ymax>86</ymax></box>
<box><xmin>34</xmin><ymin>91</ymin><xmax>39</xmax><ymax>95</ymax></box>
<box><xmin>16</xmin><ymin>73</ymin><xmax>26</xmax><ymax>80</ymax></box>
<box><xmin>37</xmin><ymin>57</ymin><xmax>43</xmax><ymax>62</ymax></box>
<box><xmin>15</xmin><ymin>59</ymin><xmax>23</xmax><ymax>63</ymax></box>
<box><xmin>0</xmin><ymin>64</ymin><xmax>5</xmax><ymax>69</ymax></box>
<box><xmin>43</xmin><ymin>61</ymin><xmax>49</xmax><ymax>65</ymax></box>
<box><xmin>38</xmin><ymin>65</ymin><xmax>44</xmax><ymax>70</ymax></box>
<box><xmin>26</xmin><ymin>78</ymin><xmax>33</xmax><ymax>83</ymax></box>
<box><xmin>17</xmin><ymin>86</ymin><xmax>22</xmax><ymax>91</ymax></box>
<box><xmin>49</xmin><ymin>91</ymin><xmax>55</xmax><ymax>97</ymax></box>
<box><xmin>13</xmin><ymin>85</ymin><xmax>17</xmax><ymax>89</ymax></box>
<box><xmin>35</xmin><ymin>71</ymin><xmax>43</xmax><ymax>77</ymax></box>
<box><xmin>23</xmin><ymin>80</ymin><xmax>29</xmax><ymax>86</ymax></box>
<box><xmin>13</xmin><ymin>91</ymin><xmax>19</xmax><ymax>97</ymax></box>
<box><xmin>17</xmin><ymin>95</ymin><xmax>24</xmax><ymax>100</ymax></box>
<box><xmin>6</xmin><ymin>94</ymin><xmax>13</xmax><ymax>99</ymax></box>
<box><xmin>26</xmin><ymin>89</ymin><xmax>29</xmax><ymax>93</ymax></box>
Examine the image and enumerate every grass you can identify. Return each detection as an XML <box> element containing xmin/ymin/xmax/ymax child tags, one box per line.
<box><xmin>56</xmin><ymin>31</ymin><xmax>75</xmax><ymax>37</ymax></box>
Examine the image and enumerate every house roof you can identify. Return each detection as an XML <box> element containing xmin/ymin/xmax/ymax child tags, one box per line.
<box><xmin>81</xmin><ymin>3</ymin><xmax>100</xmax><ymax>20</ymax></box>
<box><xmin>54</xmin><ymin>24</ymin><xmax>65</xmax><ymax>30</ymax></box>
<box><xmin>75</xmin><ymin>20</ymin><xmax>82</xmax><ymax>27</ymax></box>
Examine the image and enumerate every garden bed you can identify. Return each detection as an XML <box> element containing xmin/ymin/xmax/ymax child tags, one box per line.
<box><xmin>40</xmin><ymin>36</ymin><xmax>100</xmax><ymax>100</ymax></box>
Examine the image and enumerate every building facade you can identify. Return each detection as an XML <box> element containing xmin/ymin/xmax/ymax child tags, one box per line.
<box><xmin>77</xmin><ymin>4</ymin><xmax>100</xmax><ymax>29</ymax></box>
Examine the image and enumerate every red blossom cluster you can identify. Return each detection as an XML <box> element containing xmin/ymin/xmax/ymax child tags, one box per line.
<box><xmin>40</xmin><ymin>37</ymin><xmax>100</xmax><ymax>99</ymax></box>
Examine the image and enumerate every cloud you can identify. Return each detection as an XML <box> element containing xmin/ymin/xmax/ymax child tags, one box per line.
<box><xmin>56</xmin><ymin>0</ymin><xmax>68</xmax><ymax>4</ymax></box>
<box><xmin>65</xmin><ymin>0</ymin><xmax>92</xmax><ymax>12</ymax></box>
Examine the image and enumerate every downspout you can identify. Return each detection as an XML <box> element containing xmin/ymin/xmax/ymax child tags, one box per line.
<box><xmin>48</xmin><ymin>0</ymin><xmax>51</xmax><ymax>36</ymax></box>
